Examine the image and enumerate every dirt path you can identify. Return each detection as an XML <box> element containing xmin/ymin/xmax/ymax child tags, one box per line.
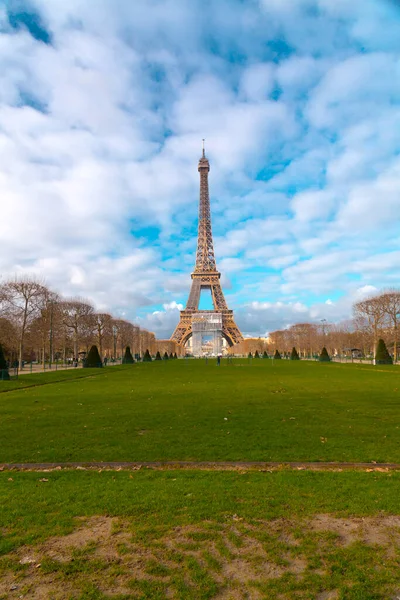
<box><xmin>16</xmin><ymin>361</ymin><xmax>123</xmax><ymax>375</ymax></box>
<box><xmin>1</xmin><ymin>460</ymin><xmax>399</xmax><ymax>472</ymax></box>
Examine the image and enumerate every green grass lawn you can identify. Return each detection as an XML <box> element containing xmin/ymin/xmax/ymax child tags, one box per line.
<box><xmin>0</xmin><ymin>366</ymin><xmax>125</xmax><ymax>392</ymax></box>
<box><xmin>1</xmin><ymin>470</ymin><xmax>400</xmax><ymax>599</ymax></box>
<box><xmin>1</xmin><ymin>359</ymin><xmax>400</xmax><ymax>463</ymax></box>
<box><xmin>1</xmin><ymin>361</ymin><xmax>400</xmax><ymax>598</ymax></box>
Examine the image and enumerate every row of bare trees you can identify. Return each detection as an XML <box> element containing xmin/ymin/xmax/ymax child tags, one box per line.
<box><xmin>268</xmin><ymin>321</ymin><xmax>363</xmax><ymax>358</ymax></box>
<box><xmin>0</xmin><ymin>277</ymin><xmax>151</xmax><ymax>367</ymax></box>
<box><xmin>353</xmin><ymin>290</ymin><xmax>400</xmax><ymax>361</ymax></box>
<box><xmin>267</xmin><ymin>290</ymin><xmax>400</xmax><ymax>359</ymax></box>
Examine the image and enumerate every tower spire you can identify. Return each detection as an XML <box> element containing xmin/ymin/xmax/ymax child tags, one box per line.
<box><xmin>202</xmin><ymin>138</ymin><xmax>205</xmax><ymax>158</ymax></box>
<box><xmin>195</xmin><ymin>145</ymin><xmax>216</xmax><ymax>273</ymax></box>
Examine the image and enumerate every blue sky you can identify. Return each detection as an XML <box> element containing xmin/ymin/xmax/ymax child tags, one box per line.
<box><xmin>1</xmin><ymin>0</ymin><xmax>400</xmax><ymax>338</ymax></box>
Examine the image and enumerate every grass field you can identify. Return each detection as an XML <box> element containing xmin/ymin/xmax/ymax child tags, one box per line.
<box><xmin>1</xmin><ymin>470</ymin><xmax>400</xmax><ymax>599</ymax></box>
<box><xmin>0</xmin><ymin>359</ymin><xmax>399</xmax><ymax>463</ymax></box>
<box><xmin>1</xmin><ymin>359</ymin><xmax>400</xmax><ymax>599</ymax></box>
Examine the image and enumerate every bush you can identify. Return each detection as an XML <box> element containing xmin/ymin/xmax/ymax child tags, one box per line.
<box><xmin>254</xmin><ymin>350</ymin><xmax>260</xmax><ymax>358</ymax></box>
<box><xmin>274</xmin><ymin>350</ymin><xmax>281</xmax><ymax>359</ymax></box>
<box><xmin>169</xmin><ymin>352</ymin><xmax>174</xmax><ymax>359</ymax></box>
<box><xmin>143</xmin><ymin>349</ymin><xmax>152</xmax><ymax>362</ymax></box>
<box><xmin>290</xmin><ymin>347</ymin><xmax>300</xmax><ymax>360</ymax></box>
<box><xmin>122</xmin><ymin>346</ymin><xmax>134</xmax><ymax>364</ymax></box>
<box><xmin>163</xmin><ymin>352</ymin><xmax>169</xmax><ymax>360</ymax></box>
<box><xmin>0</xmin><ymin>344</ymin><xmax>10</xmax><ymax>380</ymax></box>
<box><xmin>84</xmin><ymin>345</ymin><xmax>103</xmax><ymax>368</ymax></box>
<box><xmin>155</xmin><ymin>351</ymin><xmax>162</xmax><ymax>361</ymax></box>
<box><xmin>319</xmin><ymin>347</ymin><xmax>331</xmax><ymax>362</ymax></box>
<box><xmin>173</xmin><ymin>353</ymin><xmax>178</xmax><ymax>359</ymax></box>
<box><xmin>263</xmin><ymin>351</ymin><xmax>268</xmax><ymax>358</ymax></box>
<box><xmin>248</xmin><ymin>352</ymin><xmax>252</xmax><ymax>358</ymax></box>
<box><xmin>375</xmin><ymin>338</ymin><xmax>393</xmax><ymax>365</ymax></box>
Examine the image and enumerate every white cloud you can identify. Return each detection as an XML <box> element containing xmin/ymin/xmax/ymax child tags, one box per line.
<box><xmin>306</xmin><ymin>53</ymin><xmax>400</xmax><ymax>129</ymax></box>
<box><xmin>138</xmin><ymin>300</ymin><xmax>182</xmax><ymax>339</ymax></box>
<box><xmin>335</xmin><ymin>157</ymin><xmax>400</xmax><ymax>230</ymax></box>
<box><xmin>0</xmin><ymin>0</ymin><xmax>399</xmax><ymax>339</ymax></box>
<box><xmin>353</xmin><ymin>285</ymin><xmax>379</xmax><ymax>301</ymax></box>
<box><xmin>291</xmin><ymin>189</ymin><xmax>337</xmax><ymax>222</ymax></box>
<box><xmin>239</xmin><ymin>63</ymin><xmax>275</xmax><ymax>102</ymax></box>
<box><xmin>163</xmin><ymin>301</ymin><xmax>183</xmax><ymax>311</ymax></box>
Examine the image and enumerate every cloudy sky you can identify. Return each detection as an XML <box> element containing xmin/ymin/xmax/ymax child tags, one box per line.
<box><xmin>1</xmin><ymin>0</ymin><xmax>400</xmax><ymax>337</ymax></box>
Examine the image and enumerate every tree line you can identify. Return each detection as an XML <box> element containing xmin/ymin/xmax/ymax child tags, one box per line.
<box><xmin>268</xmin><ymin>290</ymin><xmax>400</xmax><ymax>360</ymax></box>
<box><xmin>0</xmin><ymin>277</ymin><xmax>150</xmax><ymax>367</ymax></box>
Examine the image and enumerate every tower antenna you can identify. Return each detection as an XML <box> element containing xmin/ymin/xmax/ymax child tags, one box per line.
<box><xmin>202</xmin><ymin>138</ymin><xmax>205</xmax><ymax>157</ymax></box>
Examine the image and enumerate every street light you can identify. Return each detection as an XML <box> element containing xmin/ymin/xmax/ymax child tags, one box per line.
<box><xmin>112</xmin><ymin>325</ymin><xmax>117</xmax><ymax>360</ymax></box>
<box><xmin>320</xmin><ymin>319</ymin><xmax>327</xmax><ymax>336</ymax></box>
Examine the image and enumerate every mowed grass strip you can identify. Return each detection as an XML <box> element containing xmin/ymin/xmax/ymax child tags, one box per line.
<box><xmin>0</xmin><ymin>365</ymin><xmax>125</xmax><ymax>393</ymax></box>
<box><xmin>0</xmin><ymin>471</ymin><xmax>400</xmax><ymax>599</ymax></box>
<box><xmin>1</xmin><ymin>359</ymin><xmax>400</xmax><ymax>463</ymax></box>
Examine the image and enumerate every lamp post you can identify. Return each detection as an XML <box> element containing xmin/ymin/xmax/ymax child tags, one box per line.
<box><xmin>320</xmin><ymin>319</ymin><xmax>327</xmax><ymax>336</ymax></box>
<box><xmin>49</xmin><ymin>300</ymin><xmax>54</xmax><ymax>369</ymax></box>
<box><xmin>112</xmin><ymin>325</ymin><xmax>117</xmax><ymax>361</ymax></box>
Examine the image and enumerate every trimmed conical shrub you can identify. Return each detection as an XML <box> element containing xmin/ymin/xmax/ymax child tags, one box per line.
<box><xmin>0</xmin><ymin>344</ymin><xmax>10</xmax><ymax>380</ymax></box>
<box><xmin>274</xmin><ymin>350</ymin><xmax>281</xmax><ymax>359</ymax></box>
<box><xmin>143</xmin><ymin>349</ymin><xmax>152</xmax><ymax>362</ymax></box>
<box><xmin>163</xmin><ymin>352</ymin><xmax>169</xmax><ymax>360</ymax></box>
<box><xmin>248</xmin><ymin>352</ymin><xmax>252</xmax><ymax>358</ymax></box>
<box><xmin>155</xmin><ymin>351</ymin><xmax>162</xmax><ymax>361</ymax></box>
<box><xmin>122</xmin><ymin>346</ymin><xmax>134</xmax><ymax>364</ymax></box>
<box><xmin>319</xmin><ymin>347</ymin><xmax>331</xmax><ymax>362</ymax></box>
<box><xmin>290</xmin><ymin>347</ymin><xmax>300</xmax><ymax>360</ymax></box>
<box><xmin>173</xmin><ymin>353</ymin><xmax>178</xmax><ymax>359</ymax></box>
<box><xmin>169</xmin><ymin>352</ymin><xmax>173</xmax><ymax>359</ymax></box>
<box><xmin>263</xmin><ymin>351</ymin><xmax>268</xmax><ymax>358</ymax></box>
<box><xmin>375</xmin><ymin>338</ymin><xmax>393</xmax><ymax>365</ymax></box>
<box><xmin>84</xmin><ymin>345</ymin><xmax>102</xmax><ymax>368</ymax></box>
<box><xmin>254</xmin><ymin>350</ymin><xmax>260</xmax><ymax>358</ymax></box>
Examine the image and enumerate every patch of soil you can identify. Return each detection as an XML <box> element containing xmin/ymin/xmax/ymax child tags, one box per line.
<box><xmin>309</xmin><ymin>514</ymin><xmax>400</xmax><ymax>547</ymax></box>
<box><xmin>1</xmin><ymin>515</ymin><xmax>400</xmax><ymax>599</ymax></box>
<box><xmin>316</xmin><ymin>592</ymin><xmax>339</xmax><ymax>600</ymax></box>
<box><xmin>40</xmin><ymin>516</ymin><xmax>117</xmax><ymax>561</ymax></box>
<box><xmin>213</xmin><ymin>587</ymin><xmax>264</xmax><ymax>600</ymax></box>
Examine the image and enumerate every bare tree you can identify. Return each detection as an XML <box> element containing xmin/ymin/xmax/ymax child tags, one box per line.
<box><xmin>110</xmin><ymin>319</ymin><xmax>135</xmax><ymax>358</ymax></box>
<box><xmin>94</xmin><ymin>313</ymin><xmax>112</xmax><ymax>357</ymax></box>
<box><xmin>380</xmin><ymin>290</ymin><xmax>400</xmax><ymax>361</ymax></box>
<box><xmin>29</xmin><ymin>290</ymin><xmax>61</xmax><ymax>366</ymax></box>
<box><xmin>0</xmin><ymin>280</ymin><xmax>148</xmax><ymax>365</ymax></box>
<box><xmin>290</xmin><ymin>323</ymin><xmax>318</xmax><ymax>357</ymax></box>
<box><xmin>268</xmin><ymin>330</ymin><xmax>289</xmax><ymax>354</ymax></box>
<box><xmin>0</xmin><ymin>285</ymin><xmax>8</xmax><ymax>317</ymax></box>
<box><xmin>353</xmin><ymin>295</ymin><xmax>386</xmax><ymax>354</ymax></box>
<box><xmin>0</xmin><ymin>278</ymin><xmax>48</xmax><ymax>368</ymax></box>
<box><xmin>0</xmin><ymin>317</ymin><xmax>19</xmax><ymax>359</ymax></box>
<box><xmin>61</xmin><ymin>299</ymin><xmax>95</xmax><ymax>358</ymax></box>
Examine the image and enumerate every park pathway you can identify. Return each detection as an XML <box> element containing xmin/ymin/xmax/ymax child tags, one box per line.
<box><xmin>1</xmin><ymin>461</ymin><xmax>399</xmax><ymax>472</ymax></box>
<box><xmin>15</xmin><ymin>361</ymin><xmax>122</xmax><ymax>375</ymax></box>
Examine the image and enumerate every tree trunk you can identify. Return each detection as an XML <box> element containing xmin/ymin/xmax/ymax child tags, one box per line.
<box><xmin>49</xmin><ymin>305</ymin><xmax>54</xmax><ymax>363</ymax></box>
<box><xmin>18</xmin><ymin>297</ymin><xmax>29</xmax><ymax>369</ymax></box>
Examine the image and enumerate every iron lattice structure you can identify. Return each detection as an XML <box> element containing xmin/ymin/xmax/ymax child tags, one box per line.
<box><xmin>171</xmin><ymin>148</ymin><xmax>243</xmax><ymax>349</ymax></box>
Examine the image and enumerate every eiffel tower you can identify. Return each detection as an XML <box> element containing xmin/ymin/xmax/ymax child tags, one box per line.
<box><xmin>171</xmin><ymin>144</ymin><xmax>243</xmax><ymax>352</ymax></box>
